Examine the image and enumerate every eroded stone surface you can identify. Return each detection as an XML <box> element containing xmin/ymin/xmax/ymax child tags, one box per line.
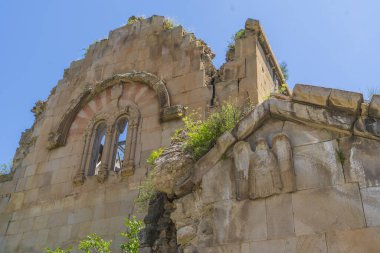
<box><xmin>360</xmin><ymin>187</ymin><xmax>380</xmax><ymax>227</ymax></box>
<box><xmin>328</xmin><ymin>89</ymin><xmax>363</xmax><ymax>114</ymax></box>
<box><xmin>270</xmin><ymin>99</ymin><xmax>356</xmax><ymax>133</ymax></box>
<box><xmin>369</xmin><ymin>94</ymin><xmax>380</xmax><ymax>118</ymax></box>
<box><xmin>213</xmin><ymin>199</ymin><xmax>267</xmax><ymax>244</ymax></box>
<box><xmin>292</xmin><ymin>184</ymin><xmax>365</xmax><ymax>235</ymax></box>
<box><xmin>326</xmin><ymin>227</ymin><xmax>380</xmax><ymax>253</ymax></box>
<box><xmin>292</xmin><ymin>84</ymin><xmax>331</xmax><ymax>106</ymax></box>
<box><xmin>293</xmin><ymin>140</ymin><xmax>344</xmax><ymax>190</ymax></box>
<box><xmin>266</xmin><ymin>194</ymin><xmax>295</xmax><ymax>239</ymax></box>
<box><xmin>338</xmin><ymin>136</ymin><xmax>380</xmax><ymax>188</ymax></box>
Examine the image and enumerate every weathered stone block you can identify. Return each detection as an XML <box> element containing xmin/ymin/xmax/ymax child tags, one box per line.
<box><xmin>292</xmin><ymin>84</ymin><xmax>331</xmax><ymax>106</ymax></box>
<box><xmin>270</xmin><ymin>99</ymin><xmax>356</xmax><ymax>133</ymax></box>
<box><xmin>282</xmin><ymin>121</ymin><xmax>343</xmax><ymax>147</ymax></box>
<box><xmin>360</xmin><ymin>187</ymin><xmax>380</xmax><ymax>227</ymax></box>
<box><xmin>354</xmin><ymin>116</ymin><xmax>380</xmax><ymax>139</ymax></box>
<box><xmin>233</xmin><ymin>100</ymin><xmax>270</xmax><ymax>140</ymax></box>
<box><xmin>328</xmin><ymin>89</ymin><xmax>363</xmax><ymax>114</ymax></box>
<box><xmin>293</xmin><ymin>140</ymin><xmax>344</xmax><ymax>190</ymax></box>
<box><xmin>177</xmin><ymin>225</ymin><xmax>196</xmax><ymax>245</ymax></box>
<box><xmin>266</xmin><ymin>194</ymin><xmax>295</xmax><ymax>239</ymax></box>
<box><xmin>292</xmin><ymin>184</ymin><xmax>365</xmax><ymax>235</ymax></box>
<box><xmin>237</xmin><ymin>234</ymin><xmax>328</xmax><ymax>253</ymax></box>
<box><xmin>201</xmin><ymin>159</ymin><xmax>234</xmax><ymax>204</ymax></box>
<box><xmin>369</xmin><ymin>94</ymin><xmax>380</xmax><ymax>118</ymax></box>
<box><xmin>326</xmin><ymin>227</ymin><xmax>380</xmax><ymax>253</ymax></box>
<box><xmin>339</xmin><ymin>136</ymin><xmax>380</xmax><ymax>187</ymax></box>
<box><xmin>246</xmin><ymin>119</ymin><xmax>284</xmax><ymax>148</ymax></box>
<box><xmin>213</xmin><ymin>199</ymin><xmax>267</xmax><ymax>244</ymax></box>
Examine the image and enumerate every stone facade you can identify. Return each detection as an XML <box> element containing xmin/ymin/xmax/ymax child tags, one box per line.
<box><xmin>1</xmin><ymin>15</ymin><xmax>380</xmax><ymax>253</ymax></box>
<box><xmin>168</xmin><ymin>85</ymin><xmax>380</xmax><ymax>253</ymax></box>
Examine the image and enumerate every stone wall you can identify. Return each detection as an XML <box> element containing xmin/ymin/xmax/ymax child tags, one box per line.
<box><xmin>169</xmin><ymin>85</ymin><xmax>380</xmax><ymax>253</ymax></box>
<box><xmin>0</xmin><ymin>15</ymin><xmax>221</xmax><ymax>252</ymax></box>
<box><xmin>1</xmin><ymin>15</ymin><xmax>376</xmax><ymax>253</ymax></box>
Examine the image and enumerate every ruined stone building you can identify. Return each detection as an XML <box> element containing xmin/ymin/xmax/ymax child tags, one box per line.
<box><xmin>1</xmin><ymin>15</ymin><xmax>380</xmax><ymax>252</ymax></box>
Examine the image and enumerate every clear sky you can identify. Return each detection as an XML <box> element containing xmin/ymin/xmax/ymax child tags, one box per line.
<box><xmin>1</xmin><ymin>0</ymin><xmax>380</xmax><ymax>165</ymax></box>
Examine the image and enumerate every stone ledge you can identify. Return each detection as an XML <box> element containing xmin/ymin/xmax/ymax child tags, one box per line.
<box><xmin>329</xmin><ymin>89</ymin><xmax>363</xmax><ymax>114</ymax></box>
<box><xmin>292</xmin><ymin>84</ymin><xmax>366</xmax><ymax>115</ymax></box>
<box><xmin>292</xmin><ymin>84</ymin><xmax>332</xmax><ymax>107</ymax></box>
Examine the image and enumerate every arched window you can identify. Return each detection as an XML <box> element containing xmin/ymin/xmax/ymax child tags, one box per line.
<box><xmin>88</xmin><ymin>122</ymin><xmax>106</xmax><ymax>176</ymax></box>
<box><xmin>73</xmin><ymin>105</ymin><xmax>140</xmax><ymax>185</ymax></box>
<box><xmin>111</xmin><ymin>117</ymin><xmax>129</xmax><ymax>172</ymax></box>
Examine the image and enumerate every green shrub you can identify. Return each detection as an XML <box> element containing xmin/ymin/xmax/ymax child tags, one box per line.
<box><xmin>276</xmin><ymin>83</ymin><xmax>288</xmax><ymax>94</ymax></box>
<box><xmin>227</xmin><ymin>29</ymin><xmax>246</xmax><ymax>58</ymax></box>
<box><xmin>0</xmin><ymin>164</ymin><xmax>10</xmax><ymax>176</ymax></box>
<box><xmin>45</xmin><ymin>247</ymin><xmax>72</xmax><ymax>253</ymax></box>
<box><xmin>120</xmin><ymin>216</ymin><xmax>144</xmax><ymax>253</ymax></box>
<box><xmin>135</xmin><ymin>170</ymin><xmax>156</xmax><ymax>210</ymax></box>
<box><xmin>182</xmin><ymin>103</ymin><xmax>242</xmax><ymax>160</ymax></box>
<box><xmin>163</xmin><ymin>18</ymin><xmax>177</xmax><ymax>30</ymax></box>
<box><xmin>234</xmin><ymin>29</ymin><xmax>246</xmax><ymax>40</ymax></box>
<box><xmin>127</xmin><ymin>16</ymin><xmax>145</xmax><ymax>25</ymax></box>
<box><xmin>146</xmin><ymin>148</ymin><xmax>164</xmax><ymax>166</ymax></box>
<box><xmin>280</xmin><ymin>61</ymin><xmax>289</xmax><ymax>81</ymax></box>
<box><xmin>78</xmin><ymin>234</ymin><xmax>112</xmax><ymax>253</ymax></box>
<box><xmin>45</xmin><ymin>216</ymin><xmax>143</xmax><ymax>253</ymax></box>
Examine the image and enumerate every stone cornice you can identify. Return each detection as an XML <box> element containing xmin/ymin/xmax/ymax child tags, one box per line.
<box><xmin>192</xmin><ymin>84</ymin><xmax>380</xmax><ymax>186</ymax></box>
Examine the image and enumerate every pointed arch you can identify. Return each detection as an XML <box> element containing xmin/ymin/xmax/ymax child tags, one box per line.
<box><xmin>48</xmin><ymin>71</ymin><xmax>183</xmax><ymax>149</ymax></box>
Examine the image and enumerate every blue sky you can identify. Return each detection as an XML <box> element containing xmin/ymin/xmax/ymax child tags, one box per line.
<box><xmin>1</xmin><ymin>0</ymin><xmax>380</xmax><ymax>165</ymax></box>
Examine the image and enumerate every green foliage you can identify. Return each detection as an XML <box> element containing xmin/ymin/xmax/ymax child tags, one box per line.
<box><xmin>280</xmin><ymin>61</ymin><xmax>289</xmax><ymax>81</ymax></box>
<box><xmin>336</xmin><ymin>149</ymin><xmax>346</xmax><ymax>166</ymax></box>
<box><xmin>234</xmin><ymin>29</ymin><xmax>246</xmax><ymax>40</ymax></box>
<box><xmin>182</xmin><ymin>103</ymin><xmax>242</xmax><ymax>160</ymax></box>
<box><xmin>45</xmin><ymin>247</ymin><xmax>72</xmax><ymax>253</ymax></box>
<box><xmin>146</xmin><ymin>148</ymin><xmax>164</xmax><ymax>166</ymax></box>
<box><xmin>120</xmin><ymin>216</ymin><xmax>144</xmax><ymax>253</ymax></box>
<box><xmin>0</xmin><ymin>164</ymin><xmax>11</xmax><ymax>176</ymax></box>
<box><xmin>46</xmin><ymin>217</ymin><xmax>144</xmax><ymax>253</ymax></box>
<box><xmin>127</xmin><ymin>16</ymin><xmax>145</xmax><ymax>25</ymax></box>
<box><xmin>163</xmin><ymin>18</ymin><xmax>177</xmax><ymax>30</ymax></box>
<box><xmin>227</xmin><ymin>29</ymin><xmax>246</xmax><ymax>56</ymax></box>
<box><xmin>135</xmin><ymin>170</ymin><xmax>156</xmax><ymax>210</ymax></box>
<box><xmin>78</xmin><ymin>233</ymin><xmax>112</xmax><ymax>253</ymax></box>
<box><xmin>276</xmin><ymin>83</ymin><xmax>288</xmax><ymax>94</ymax></box>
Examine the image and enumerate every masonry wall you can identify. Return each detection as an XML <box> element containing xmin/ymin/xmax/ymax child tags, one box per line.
<box><xmin>169</xmin><ymin>85</ymin><xmax>380</xmax><ymax>253</ymax></box>
<box><xmin>0</xmin><ymin>16</ymin><xmax>215</xmax><ymax>252</ymax></box>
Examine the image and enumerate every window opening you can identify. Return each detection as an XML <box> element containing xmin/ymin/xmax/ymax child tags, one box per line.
<box><xmin>112</xmin><ymin>118</ymin><xmax>128</xmax><ymax>172</ymax></box>
<box><xmin>89</xmin><ymin>122</ymin><xmax>106</xmax><ymax>176</ymax></box>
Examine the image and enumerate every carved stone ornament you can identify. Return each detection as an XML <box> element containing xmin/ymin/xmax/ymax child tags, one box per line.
<box><xmin>48</xmin><ymin>71</ymin><xmax>183</xmax><ymax>150</ymax></box>
<box><xmin>232</xmin><ymin>133</ymin><xmax>296</xmax><ymax>200</ymax></box>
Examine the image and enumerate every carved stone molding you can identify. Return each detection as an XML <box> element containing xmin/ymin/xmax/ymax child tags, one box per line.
<box><xmin>48</xmin><ymin>71</ymin><xmax>182</xmax><ymax>150</ymax></box>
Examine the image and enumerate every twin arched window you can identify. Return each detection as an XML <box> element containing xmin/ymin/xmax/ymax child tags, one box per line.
<box><xmin>73</xmin><ymin>106</ymin><xmax>140</xmax><ymax>185</ymax></box>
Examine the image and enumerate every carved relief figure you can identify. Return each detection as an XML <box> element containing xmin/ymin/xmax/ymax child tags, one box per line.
<box><xmin>232</xmin><ymin>134</ymin><xmax>296</xmax><ymax>200</ymax></box>
<box><xmin>272</xmin><ymin>133</ymin><xmax>296</xmax><ymax>193</ymax></box>
<box><xmin>249</xmin><ymin>138</ymin><xmax>282</xmax><ymax>199</ymax></box>
<box><xmin>233</xmin><ymin>141</ymin><xmax>252</xmax><ymax>200</ymax></box>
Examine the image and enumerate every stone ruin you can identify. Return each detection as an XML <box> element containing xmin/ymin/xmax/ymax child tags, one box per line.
<box><xmin>0</xmin><ymin>15</ymin><xmax>380</xmax><ymax>253</ymax></box>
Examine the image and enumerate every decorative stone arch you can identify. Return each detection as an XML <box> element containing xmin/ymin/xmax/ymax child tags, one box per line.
<box><xmin>48</xmin><ymin>71</ymin><xmax>183</xmax><ymax>150</ymax></box>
